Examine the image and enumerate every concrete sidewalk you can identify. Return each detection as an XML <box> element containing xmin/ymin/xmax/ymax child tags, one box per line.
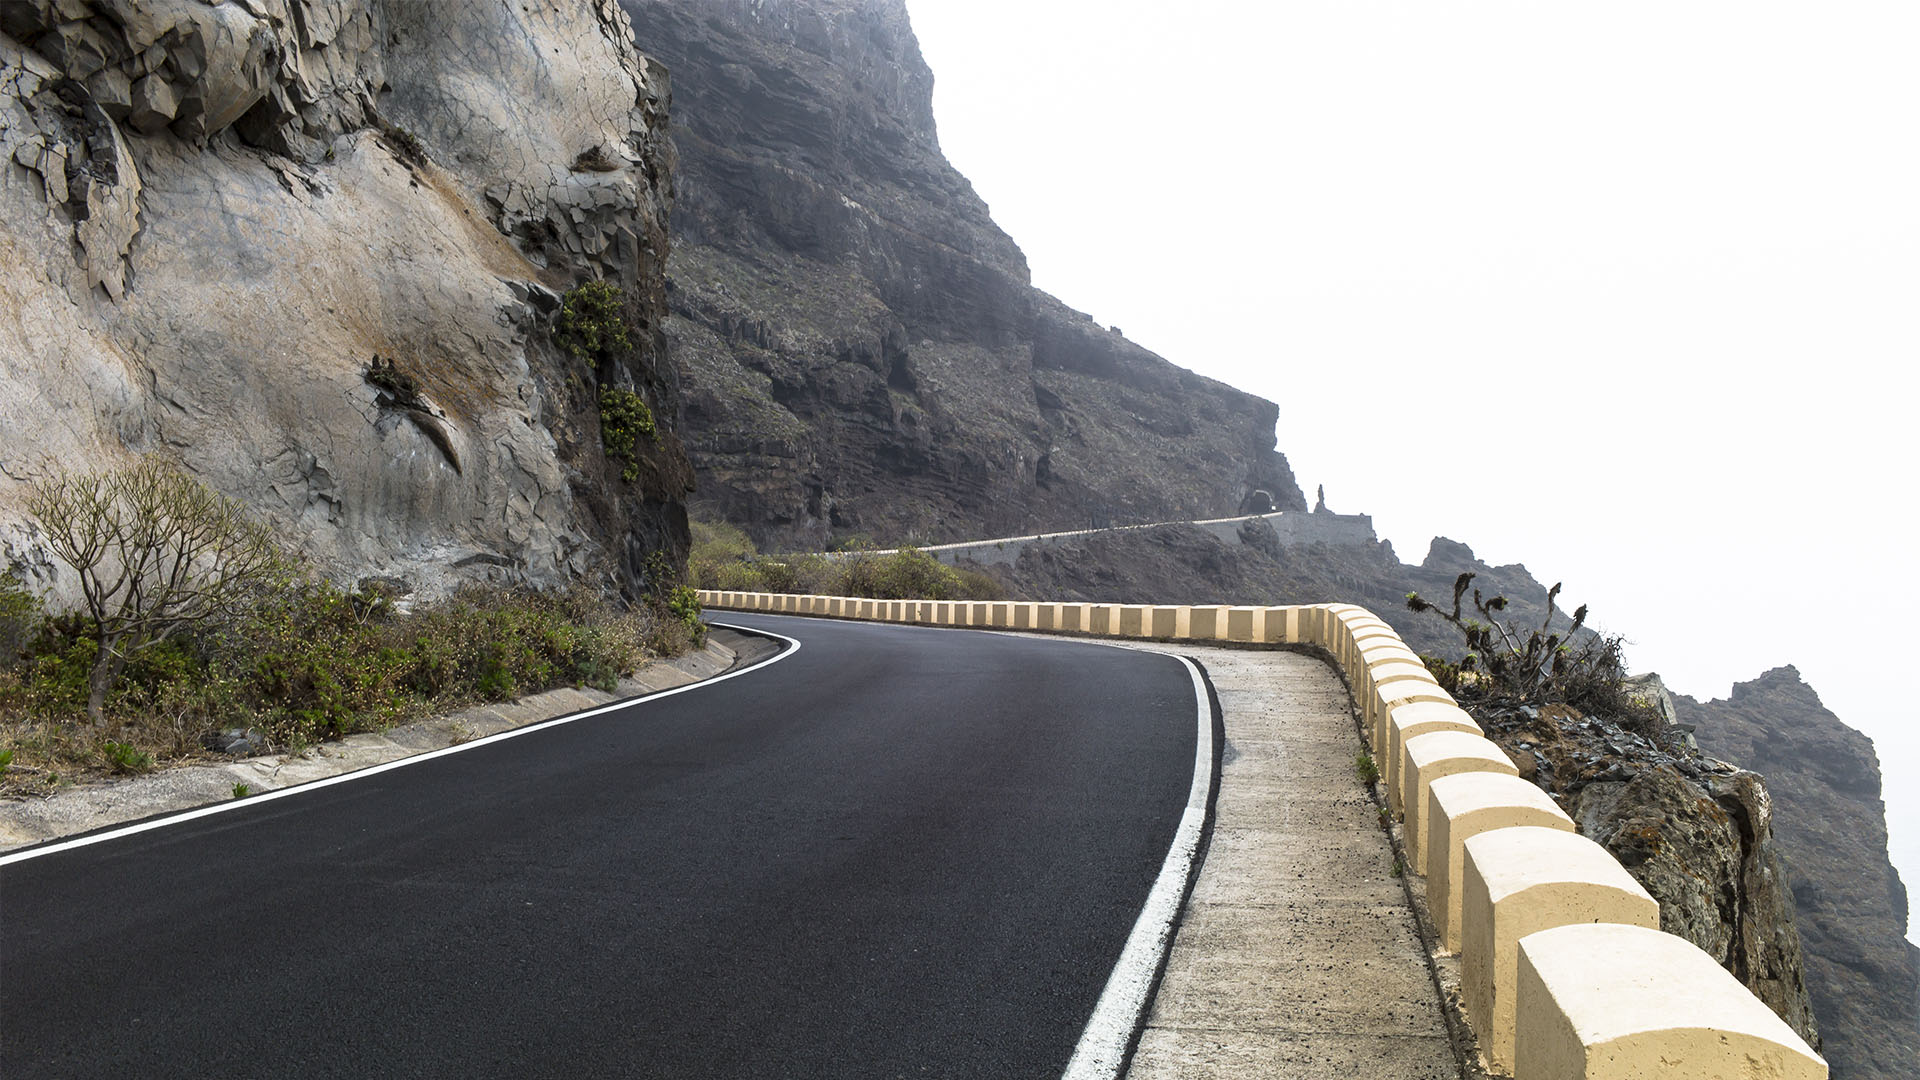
<box><xmin>1123</xmin><ymin>644</ymin><xmax>1458</xmax><ymax>1078</ymax></box>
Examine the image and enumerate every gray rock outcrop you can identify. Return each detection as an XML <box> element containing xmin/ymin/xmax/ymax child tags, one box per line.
<box><xmin>1683</xmin><ymin>669</ymin><xmax>1920</xmax><ymax>1080</ymax></box>
<box><xmin>621</xmin><ymin>0</ymin><xmax>1302</xmax><ymax>550</ymax></box>
<box><xmin>0</xmin><ymin>0</ymin><xmax>690</xmax><ymax>599</ymax></box>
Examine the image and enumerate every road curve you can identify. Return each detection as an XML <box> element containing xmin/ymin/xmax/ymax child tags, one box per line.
<box><xmin>2</xmin><ymin>612</ymin><xmax>1204</xmax><ymax>1079</ymax></box>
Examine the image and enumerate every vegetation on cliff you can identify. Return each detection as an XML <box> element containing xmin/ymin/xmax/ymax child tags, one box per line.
<box><xmin>1406</xmin><ymin>572</ymin><xmax>1657</xmax><ymax>735</ymax></box>
<box><xmin>0</xmin><ymin>463</ymin><xmax>703</xmax><ymax>796</ymax></box>
<box><xmin>1405</xmin><ymin>574</ymin><xmax>1820</xmax><ymax>1044</ymax></box>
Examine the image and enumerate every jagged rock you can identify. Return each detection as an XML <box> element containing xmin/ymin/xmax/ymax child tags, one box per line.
<box><xmin>622</xmin><ymin>0</ymin><xmax>1302</xmax><ymax>549</ymax></box>
<box><xmin>1570</xmin><ymin>766</ymin><xmax>1817</xmax><ymax>1042</ymax></box>
<box><xmin>126</xmin><ymin>71</ymin><xmax>175</xmax><ymax>133</ymax></box>
<box><xmin>0</xmin><ymin>0</ymin><xmax>690</xmax><ymax>602</ymax></box>
<box><xmin>1684</xmin><ymin>669</ymin><xmax>1920</xmax><ymax>1080</ymax></box>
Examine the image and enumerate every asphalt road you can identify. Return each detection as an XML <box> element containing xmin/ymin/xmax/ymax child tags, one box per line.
<box><xmin>2</xmin><ymin>612</ymin><xmax>1204</xmax><ymax>1079</ymax></box>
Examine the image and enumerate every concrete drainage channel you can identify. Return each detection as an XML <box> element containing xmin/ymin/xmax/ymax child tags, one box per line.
<box><xmin>0</xmin><ymin>628</ymin><xmax>783</xmax><ymax>855</ymax></box>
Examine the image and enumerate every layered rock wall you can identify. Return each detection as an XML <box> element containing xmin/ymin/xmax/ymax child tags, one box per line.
<box><xmin>621</xmin><ymin>0</ymin><xmax>1301</xmax><ymax>550</ymax></box>
<box><xmin>0</xmin><ymin>0</ymin><xmax>691</xmax><ymax>599</ymax></box>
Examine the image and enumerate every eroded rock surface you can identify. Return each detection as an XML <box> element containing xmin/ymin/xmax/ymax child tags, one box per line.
<box><xmin>1683</xmin><ymin>669</ymin><xmax>1920</xmax><ymax>1080</ymax></box>
<box><xmin>0</xmin><ymin>0</ymin><xmax>690</xmax><ymax>599</ymax></box>
<box><xmin>621</xmin><ymin>0</ymin><xmax>1301</xmax><ymax>549</ymax></box>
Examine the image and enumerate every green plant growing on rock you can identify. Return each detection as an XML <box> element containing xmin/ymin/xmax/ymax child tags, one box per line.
<box><xmin>27</xmin><ymin>459</ymin><xmax>288</xmax><ymax>726</ymax></box>
<box><xmin>1354</xmin><ymin>751</ymin><xmax>1379</xmax><ymax>786</ymax></box>
<box><xmin>597</xmin><ymin>388</ymin><xmax>656</xmax><ymax>483</ymax></box>
<box><xmin>1406</xmin><ymin>572</ymin><xmax>1653</xmax><ymax>728</ymax></box>
<box><xmin>666</xmin><ymin>585</ymin><xmax>705</xmax><ymax>648</ymax></box>
<box><xmin>554</xmin><ymin>280</ymin><xmax>633</xmax><ymax>364</ymax></box>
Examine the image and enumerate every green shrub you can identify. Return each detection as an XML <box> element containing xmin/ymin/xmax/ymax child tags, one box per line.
<box><xmin>711</xmin><ymin>562</ymin><xmax>767</xmax><ymax>592</ymax></box>
<box><xmin>0</xmin><ymin>572</ymin><xmax>38</xmax><ymax>662</ymax></box>
<box><xmin>101</xmin><ymin>740</ymin><xmax>152</xmax><ymax>774</ymax></box>
<box><xmin>756</xmin><ymin>560</ymin><xmax>800</xmax><ymax>594</ymax></box>
<box><xmin>598</xmin><ymin>388</ymin><xmax>656</xmax><ymax>483</ymax></box>
<box><xmin>843</xmin><ymin>547</ymin><xmax>961</xmax><ymax>600</ymax></box>
<box><xmin>690</xmin><ymin>520</ymin><xmax>757</xmax><ymax>562</ymax></box>
<box><xmin>952</xmin><ymin>567</ymin><xmax>1005</xmax><ymax>601</ymax></box>
<box><xmin>553</xmin><ymin>280</ymin><xmax>632</xmax><ymax>363</ymax></box>
<box><xmin>665</xmin><ymin>585</ymin><xmax>706</xmax><ymax>649</ymax></box>
<box><xmin>27</xmin><ymin>459</ymin><xmax>289</xmax><ymax>725</ymax></box>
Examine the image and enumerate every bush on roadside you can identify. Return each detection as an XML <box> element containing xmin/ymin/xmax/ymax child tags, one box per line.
<box><xmin>1406</xmin><ymin>572</ymin><xmax>1659</xmax><ymax>735</ymax></box>
<box><xmin>686</xmin><ymin>519</ymin><xmax>1002</xmax><ymax>602</ymax></box>
<box><xmin>0</xmin><ymin>578</ymin><xmax>689</xmax><ymax>792</ymax></box>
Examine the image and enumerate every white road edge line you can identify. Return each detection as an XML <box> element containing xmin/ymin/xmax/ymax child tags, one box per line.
<box><xmin>718</xmin><ymin>610</ymin><xmax>1216</xmax><ymax>1073</ymax></box>
<box><xmin>1061</xmin><ymin>653</ymin><xmax>1213</xmax><ymax>1080</ymax></box>
<box><xmin>0</xmin><ymin>621</ymin><xmax>799</xmax><ymax>868</ymax></box>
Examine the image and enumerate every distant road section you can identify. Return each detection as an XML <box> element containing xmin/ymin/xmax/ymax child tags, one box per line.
<box><xmin>2</xmin><ymin>613</ymin><xmax>1201</xmax><ymax>1079</ymax></box>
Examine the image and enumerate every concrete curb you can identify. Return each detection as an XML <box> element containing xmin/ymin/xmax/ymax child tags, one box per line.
<box><xmin>0</xmin><ymin>635</ymin><xmax>749</xmax><ymax>854</ymax></box>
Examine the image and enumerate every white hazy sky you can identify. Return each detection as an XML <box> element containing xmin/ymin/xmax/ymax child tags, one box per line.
<box><xmin>905</xmin><ymin>0</ymin><xmax>1917</xmax><ymax>943</ymax></box>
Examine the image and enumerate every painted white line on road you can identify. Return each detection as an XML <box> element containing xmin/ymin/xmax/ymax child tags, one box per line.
<box><xmin>0</xmin><ymin>622</ymin><xmax>799</xmax><ymax>868</ymax></box>
<box><xmin>1062</xmin><ymin>653</ymin><xmax>1214</xmax><ymax>1080</ymax></box>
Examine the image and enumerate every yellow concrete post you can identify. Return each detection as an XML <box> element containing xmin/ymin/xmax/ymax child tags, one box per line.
<box><xmin>1370</xmin><ymin>674</ymin><xmax>1454</xmax><ymax>759</ymax></box>
<box><xmin>1462</xmin><ymin>827</ymin><xmax>1659</xmax><ymax>1072</ymax></box>
<box><xmin>1149</xmin><ymin>606</ymin><xmax>1180</xmax><ymax>638</ymax></box>
<box><xmin>1185</xmin><ymin>606</ymin><xmax>1223</xmax><ymax>639</ymax></box>
<box><xmin>1398</xmin><ymin>730</ymin><xmax>1515</xmax><ymax>854</ymax></box>
<box><xmin>1383</xmin><ymin>700</ymin><xmax>1481</xmax><ymax>799</ymax></box>
<box><xmin>1515</xmin><ymin>923</ymin><xmax>1828</xmax><ymax>1080</ymax></box>
<box><xmin>1089</xmin><ymin>605</ymin><xmax>1117</xmax><ymax>635</ymax></box>
<box><xmin>1426</xmin><ymin>771</ymin><xmax>1574</xmax><ymax>953</ymax></box>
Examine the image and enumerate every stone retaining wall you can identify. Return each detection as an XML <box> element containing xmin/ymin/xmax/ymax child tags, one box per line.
<box><xmin>699</xmin><ymin>590</ymin><xmax>1829</xmax><ymax>1079</ymax></box>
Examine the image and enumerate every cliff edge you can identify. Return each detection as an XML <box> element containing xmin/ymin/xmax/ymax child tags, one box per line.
<box><xmin>1683</xmin><ymin>669</ymin><xmax>1920</xmax><ymax>1080</ymax></box>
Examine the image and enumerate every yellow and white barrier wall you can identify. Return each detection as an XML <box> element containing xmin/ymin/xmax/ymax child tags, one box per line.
<box><xmin>698</xmin><ymin>590</ymin><xmax>1827</xmax><ymax>1079</ymax></box>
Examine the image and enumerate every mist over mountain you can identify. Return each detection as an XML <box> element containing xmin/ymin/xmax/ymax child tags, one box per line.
<box><xmin>621</xmin><ymin>0</ymin><xmax>1301</xmax><ymax>552</ymax></box>
<box><xmin>622</xmin><ymin>1</ymin><xmax>1920</xmax><ymax>1073</ymax></box>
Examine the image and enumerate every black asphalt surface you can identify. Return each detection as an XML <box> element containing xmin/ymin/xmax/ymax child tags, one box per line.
<box><xmin>1</xmin><ymin>612</ymin><xmax>1201</xmax><ymax>1079</ymax></box>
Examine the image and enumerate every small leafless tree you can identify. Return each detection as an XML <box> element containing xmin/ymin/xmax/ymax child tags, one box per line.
<box><xmin>26</xmin><ymin>459</ymin><xmax>287</xmax><ymax>725</ymax></box>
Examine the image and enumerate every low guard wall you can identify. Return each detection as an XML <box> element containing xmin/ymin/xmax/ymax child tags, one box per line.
<box><xmin>697</xmin><ymin>590</ymin><xmax>1827</xmax><ymax>1079</ymax></box>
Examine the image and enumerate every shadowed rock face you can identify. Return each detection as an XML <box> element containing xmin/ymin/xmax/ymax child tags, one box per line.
<box><xmin>620</xmin><ymin>0</ymin><xmax>1302</xmax><ymax>550</ymax></box>
<box><xmin>0</xmin><ymin>0</ymin><xmax>690</xmax><ymax>599</ymax></box>
<box><xmin>1683</xmin><ymin>670</ymin><xmax>1920</xmax><ymax>1080</ymax></box>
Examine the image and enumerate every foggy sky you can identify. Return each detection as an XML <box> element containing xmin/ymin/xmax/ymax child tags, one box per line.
<box><xmin>905</xmin><ymin>0</ymin><xmax>1918</xmax><ymax>943</ymax></box>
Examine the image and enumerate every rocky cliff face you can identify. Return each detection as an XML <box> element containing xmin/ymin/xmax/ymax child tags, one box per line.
<box><xmin>619</xmin><ymin>0</ymin><xmax>1301</xmax><ymax>550</ymax></box>
<box><xmin>0</xmin><ymin>0</ymin><xmax>690</xmax><ymax>600</ymax></box>
<box><xmin>1682</xmin><ymin>670</ymin><xmax>1920</xmax><ymax>1080</ymax></box>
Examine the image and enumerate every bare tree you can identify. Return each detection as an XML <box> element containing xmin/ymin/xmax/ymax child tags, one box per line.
<box><xmin>26</xmin><ymin>459</ymin><xmax>287</xmax><ymax>725</ymax></box>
